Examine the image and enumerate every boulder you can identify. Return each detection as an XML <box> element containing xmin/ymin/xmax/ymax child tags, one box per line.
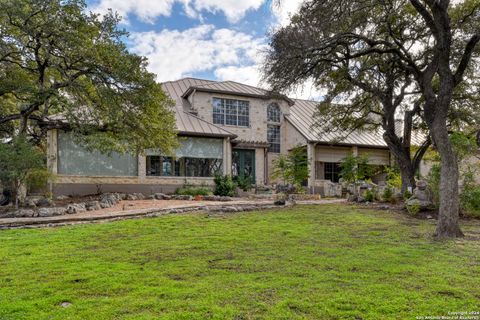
<box><xmin>405</xmin><ymin>180</ymin><xmax>434</xmax><ymax>212</ymax></box>
<box><xmin>172</xmin><ymin>195</ymin><xmax>193</xmax><ymax>201</ymax></box>
<box><xmin>55</xmin><ymin>195</ymin><xmax>70</xmax><ymax>201</ymax></box>
<box><xmin>13</xmin><ymin>209</ymin><xmax>35</xmax><ymax>217</ymax></box>
<box><xmin>38</xmin><ymin>207</ymin><xmax>66</xmax><ymax>217</ymax></box>
<box><xmin>66</xmin><ymin>203</ymin><xmax>86</xmax><ymax>214</ymax></box>
<box><xmin>153</xmin><ymin>193</ymin><xmax>167</xmax><ymax>200</ymax></box>
<box><xmin>85</xmin><ymin>201</ymin><xmax>101</xmax><ymax>211</ymax></box>
<box><xmin>35</xmin><ymin>197</ymin><xmax>54</xmax><ymax>207</ymax></box>
<box><xmin>100</xmin><ymin>194</ymin><xmax>119</xmax><ymax>208</ymax></box>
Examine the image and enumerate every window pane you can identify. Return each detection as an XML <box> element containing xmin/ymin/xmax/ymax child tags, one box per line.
<box><xmin>267</xmin><ymin>125</ymin><xmax>281</xmax><ymax>153</ymax></box>
<box><xmin>57</xmin><ymin>131</ymin><xmax>138</xmax><ymax>176</ymax></box>
<box><xmin>267</xmin><ymin>103</ymin><xmax>281</xmax><ymax>123</ymax></box>
<box><xmin>212</xmin><ymin>98</ymin><xmax>249</xmax><ymax>127</ymax></box>
<box><xmin>146</xmin><ymin>156</ymin><xmax>161</xmax><ymax>176</ymax></box>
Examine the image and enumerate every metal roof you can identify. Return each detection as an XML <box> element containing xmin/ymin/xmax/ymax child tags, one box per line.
<box><xmin>162</xmin><ymin>78</ymin><xmax>425</xmax><ymax>148</ymax></box>
<box><xmin>161</xmin><ymin>78</ymin><xmax>237</xmax><ymax>138</ymax></box>
<box><xmin>286</xmin><ymin>99</ymin><xmax>389</xmax><ymax>148</ymax></box>
<box><xmin>181</xmin><ymin>80</ymin><xmax>295</xmax><ymax>105</ymax></box>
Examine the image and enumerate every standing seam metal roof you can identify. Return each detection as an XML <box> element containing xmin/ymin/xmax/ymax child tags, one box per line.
<box><xmin>162</xmin><ymin>78</ymin><xmax>423</xmax><ymax>148</ymax></box>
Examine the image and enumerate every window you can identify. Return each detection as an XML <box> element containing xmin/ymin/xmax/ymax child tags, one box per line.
<box><xmin>324</xmin><ymin>162</ymin><xmax>341</xmax><ymax>182</ymax></box>
<box><xmin>212</xmin><ymin>98</ymin><xmax>249</xmax><ymax>127</ymax></box>
<box><xmin>267</xmin><ymin>103</ymin><xmax>281</xmax><ymax>123</ymax></box>
<box><xmin>267</xmin><ymin>124</ymin><xmax>281</xmax><ymax>153</ymax></box>
<box><xmin>146</xmin><ymin>156</ymin><xmax>175</xmax><ymax>176</ymax></box>
<box><xmin>146</xmin><ymin>137</ymin><xmax>224</xmax><ymax>178</ymax></box>
<box><xmin>57</xmin><ymin>131</ymin><xmax>138</xmax><ymax>176</ymax></box>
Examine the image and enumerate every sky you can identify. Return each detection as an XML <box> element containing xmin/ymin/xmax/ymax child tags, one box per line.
<box><xmin>86</xmin><ymin>0</ymin><xmax>323</xmax><ymax>100</ymax></box>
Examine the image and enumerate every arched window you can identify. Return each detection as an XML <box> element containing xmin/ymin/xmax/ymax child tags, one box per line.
<box><xmin>267</xmin><ymin>103</ymin><xmax>281</xmax><ymax>123</ymax></box>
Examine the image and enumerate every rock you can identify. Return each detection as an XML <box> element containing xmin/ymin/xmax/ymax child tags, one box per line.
<box><xmin>13</xmin><ymin>209</ymin><xmax>35</xmax><ymax>217</ymax></box>
<box><xmin>347</xmin><ymin>194</ymin><xmax>357</xmax><ymax>202</ymax></box>
<box><xmin>416</xmin><ymin>180</ymin><xmax>428</xmax><ymax>190</ymax></box>
<box><xmin>35</xmin><ymin>197</ymin><xmax>54</xmax><ymax>207</ymax></box>
<box><xmin>66</xmin><ymin>203</ymin><xmax>86</xmax><ymax>214</ymax></box>
<box><xmin>405</xmin><ymin>198</ymin><xmax>434</xmax><ymax>211</ymax></box>
<box><xmin>24</xmin><ymin>199</ymin><xmax>37</xmax><ymax>208</ymax></box>
<box><xmin>55</xmin><ymin>195</ymin><xmax>70</xmax><ymax>201</ymax></box>
<box><xmin>38</xmin><ymin>207</ymin><xmax>66</xmax><ymax>217</ymax></box>
<box><xmin>153</xmin><ymin>193</ymin><xmax>167</xmax><ymax>200</ymax></box>
<box><xmin>60</xmin><ymin>301</ymin><xmax>72</xmax><ymax>308</ymax></box>
<box><xmin>100</xmin><ymin>194</ymin><xmax>119</xmax><ymax>208</ymax></box>
<box><xmin>85</xmin><ymin>201</ymin><xmax>101</xmax><ymax>211</ymax></box>
<box><xmin>172</xmin><ymin>195</ymin><xmax>193</xmax><ymax>201</ymax></box>
<box><xmin>126</xmin><ymin>193</ymin><xmax>145</xmax><ymax>200</ymax></box>
<box><xmin>274</xmin><ymin>199</ymin><xmax>286</xmax><ymax>206</ymax></box>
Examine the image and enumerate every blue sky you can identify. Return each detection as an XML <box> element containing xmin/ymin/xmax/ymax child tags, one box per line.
<box><xmin>86</xmin><ymin>0</ymin><xmax>321</xmax><ymax>99</ymax></box>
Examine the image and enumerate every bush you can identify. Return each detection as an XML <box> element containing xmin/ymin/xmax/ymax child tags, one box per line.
<box><xmin>382</xmin><ymin>187</ymin><xmax>393</xmax><ymax>202</ymax></box>
<box><xmin>235</xmin><ymin>176</ymin><xmax>254</xmax><ymax>191</ymax></box>
<box><xmin>426</xmin><ymin>164</ymin><xmax>441</xmax><ymax>207</ymax></box>
<box><xmin>364</xmin><ymin>189</ymin><xmax>375</xmax><ymax>202</ymax></box>
<box><xmin>403</xmin><ymin>189</ymin><xmax>412</xmax><ymax>200</ymax></box>
<box><xmin>175</xmin><ymin>186</ymin><xmax>212</xmax><ymax>196</ymax></box>
<box><xmin>214</xmin><ymin>175</ymin><xmax>236</xmax><ymax>197</ymax></box>
<box><xmin>406</xmin><ymin>202</ymin><xmax>421</xmax><ymax>216</ymax></box>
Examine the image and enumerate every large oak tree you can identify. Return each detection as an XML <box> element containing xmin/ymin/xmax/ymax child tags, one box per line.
<box><xmin>264</xmin><ymin>0</ymin><xmax>480</xmax><ymax>238</ymax></box>
<box><xmin>0</xmin><ymin>0</ymin><xmax>178</xmax><ymax>154</ymax></box>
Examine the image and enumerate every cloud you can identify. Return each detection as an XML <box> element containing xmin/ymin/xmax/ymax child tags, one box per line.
<box><xmin>129</xmin><ymin>25</ymin><xmax>267</xmax><ymax>82</ymax></box>
<box><xmin>90</xmin><ymin>0</ymin><xmax>266</xmax><ymax>23</ymax></box>
<box><xmin>271</xmin><ymin>0</ymin><xmax>304</xmax><ymax>27</ymax></box>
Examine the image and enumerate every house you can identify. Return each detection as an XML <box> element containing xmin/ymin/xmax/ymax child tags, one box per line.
<box><xmin>46</xmin><ymin>78</ymin><xmax>398</xmax><ymax>196</ymax></box>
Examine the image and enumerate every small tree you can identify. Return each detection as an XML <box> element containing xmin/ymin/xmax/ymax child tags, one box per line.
<box><xmin>271</xmin><ymin>146</ymin><xmax>309</xmax><ymax>188</ymax></box>
<box><xmin>339</xmin><ymin>154</ymin><xmax>373</xmax><ymax>185</ymax></box>
<box><xmin>0</xmin><ymin>139</ymin><xmax>46</xmax><ymax>207</ymax></box>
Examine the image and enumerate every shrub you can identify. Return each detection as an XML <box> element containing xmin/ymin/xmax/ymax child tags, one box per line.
<box><xmin>214</xmin><ymin>175</ymin><xmax>236</xmax><ymax>197</ymax></box>
<box><xmin>175</xmin><ymin>186</ymin><xmax>212</xmax><ymax>196</ymax></box>
<box><xmin>364</xmin><ymin>189</ymin><xmax>375</xmax><ymax>202</ymax></box>
<box><xmin>426</xmin><ymin>164</ymin><xmax>441</xmax><ymax>207</ymax></box>
<box><xmin>403</xmin><ymin>189</ymin><xmax>412</xmax><ymax>200</ymax></box>
<box><xmin>382</xmin><ymin>187</ymin><xmax>393</xmax><ymax>202</ymax></box>
<box><xmin>406</xmin><ymin>202</ymin><xmax>421</xmax><ymax>216</ymax></box>
<box><xmin>235</xmin><ymin>176</ymin><xmax>254</xmax><ymax>191</ymax></box>
<box><xmin>270</xmin><ymin>145</ymin><xmax>309</xmax><ymax>187</ymax></box>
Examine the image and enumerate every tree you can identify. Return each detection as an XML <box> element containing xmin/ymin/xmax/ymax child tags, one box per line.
<box><xmin>0</xmin><ymin>138</ymin><xmax>45</xmax><ymax>208</ymax></box>
<box><xmin>264</xmin><ymin>0</ymin><xmax>480</xmax><ymax>238</ymax></box>
<box><xmin>339</xmin><ymin>154</ymin><xmax>374</xmax><ymax>185</ymax></box>
<box><xmin>271</xmin><ymin>146</ymin><xmax>309</xmax><ymax>188</ymax></box>
<box><xmin>0</xmin><ymin>0</ymin><xmax>178</xmax><ymax>154</ymax></box>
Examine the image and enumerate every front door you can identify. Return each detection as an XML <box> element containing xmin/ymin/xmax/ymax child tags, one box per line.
<box><xmin>232</xmin><ymin>149</ymin><xmax>256</xmax><ymax>183</ymax></box>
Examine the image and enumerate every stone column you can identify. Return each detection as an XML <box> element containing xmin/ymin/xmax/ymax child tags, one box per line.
<box><xmin>307</xmin><ymin>143</ymin><xmax>316</xmax><ymax>193</ymax></box>
<box><xmin>138</xmin><ymin>155</ymin><xmax>146</xmax><ymax>180</ymax></box>
<box><xmin>46</xmin><ymin>129</ymin><xmax>58</xmax><ymax>194</ymax></box>
<box><xmin>223</xmin><ymin>137</ymin><xmax>232</xmax><ymax>176</ymax></box>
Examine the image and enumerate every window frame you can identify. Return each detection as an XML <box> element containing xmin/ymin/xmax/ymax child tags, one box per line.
<box><xmin>324</xmin><ymin>162</ymin><xmax>341</xmax><ymax>182</ymax></box>
<box><xmin>267</xmin><ymin>103</ymin><xmax>282</xmax><ymax>123</ymax></box>
<box><xmin>212</xmin><ymin>97</ymin><xmax>250</xmax><ymax>127</ymax></box>
<box><xmin>267</xmin><ymin>124</ymin><xmax>281</xmax><ymax>153</ymax></box>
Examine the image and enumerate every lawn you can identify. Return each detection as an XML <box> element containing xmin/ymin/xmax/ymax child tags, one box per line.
<box><xmin>0</xmin><ymin>205</ymin><xmax>479</xmax><ymax>320</ymax></box>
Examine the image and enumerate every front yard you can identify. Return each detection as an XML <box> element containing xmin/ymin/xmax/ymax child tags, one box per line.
<box><xmin>0</xmin><ymin>205</ymin><xmax>479</xmax><ymax>319</ymax></box>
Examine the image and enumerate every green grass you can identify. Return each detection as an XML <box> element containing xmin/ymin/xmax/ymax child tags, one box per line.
<box><xmin>0</xmin><ymin>205</ymin><xmax>479</xmax><ymax>320</ymax></box>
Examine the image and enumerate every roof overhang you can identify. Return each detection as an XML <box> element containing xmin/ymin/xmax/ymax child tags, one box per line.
<box><xmin>182</xmin><ymin>86</ymin><xmax>295</xmax><ymax>106</ymax></box>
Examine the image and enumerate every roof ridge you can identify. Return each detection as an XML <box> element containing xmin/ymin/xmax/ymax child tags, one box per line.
<box><xmin>220</xmin><ymin>80</ymin><xmax>267</xmax><ymax>92</ymax></box>
<box><xmin>161</xmin><ymin>77</ymin><xmax>217</xmax><ymax>85</ymax></box>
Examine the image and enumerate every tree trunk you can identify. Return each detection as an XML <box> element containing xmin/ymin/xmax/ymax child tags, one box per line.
<box><xmin>430</xmin><ymin>121</ymin><xmax>464</xmax><ymax>238</ymax></box>
<box><xmin>399</xmin><ymin>163</ymin><xmax>416</xmax><ymax>194</ymax></box>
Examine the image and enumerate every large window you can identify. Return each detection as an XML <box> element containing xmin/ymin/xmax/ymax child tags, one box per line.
<box><xmin>324</xmin><ymin>162</ymin><xmax>341</xmax><ymax>182</ymax></box>
<box><xmin>267</xmin><ymin>103</ymin><xmax>281</xmax><ymax>123</ymax></box>
<box><xmin>57</xmin><ymin>131</ymin><xmax>138</xmax><ymax>176</ymax></box>
<box><xmin>267</xmin><ymin>124</ymin><xmax>281</xmax><ymax>153</ymax></box>
<box><xmin>212</xmin><ymin>98</ymin><xmax>249</xmax><ymax>127</ymax></box>
<box><xmin>146</xmin><ymin>137</ymin><xmax>223</xmax><ymax>177</ymax></box>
